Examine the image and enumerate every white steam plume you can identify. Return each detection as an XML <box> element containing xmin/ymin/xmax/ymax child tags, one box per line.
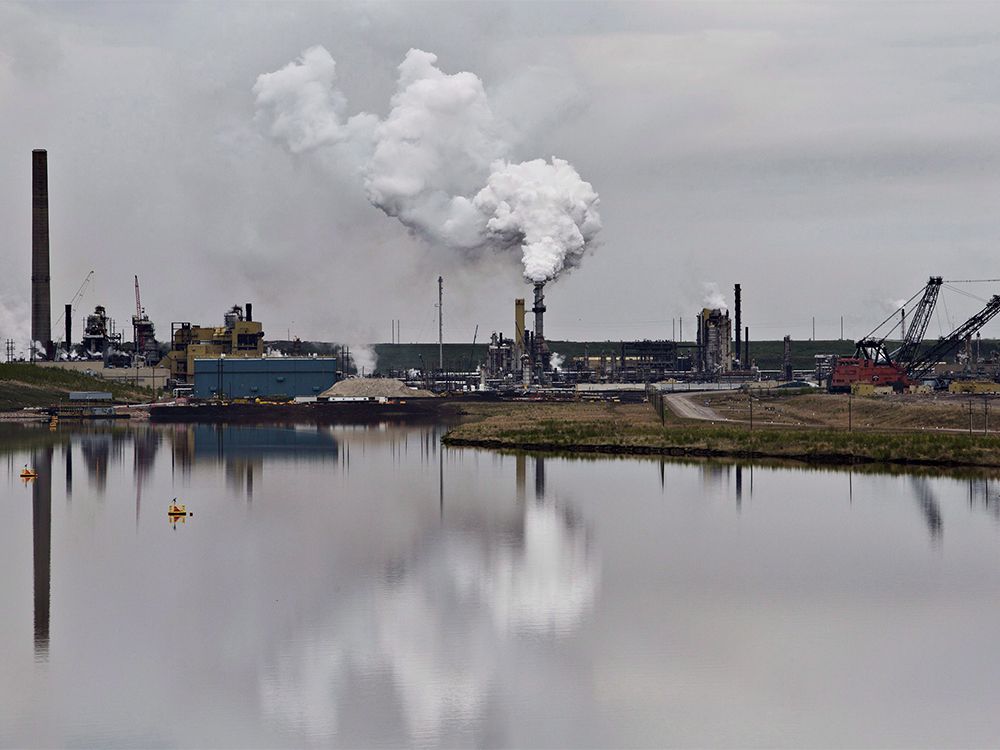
<box><xmin>348</xmin><ymin>343</ymin><xmax>377</xmax><ymax>376</ymax></box>
<box><xmin>251</xmin><ymin>46</ymin><xmax>376</xmax><ymax>155</ymax></box>
<box><xmin>254</xmin><ymin>47</ymin><xmax>601</xmax><ymax>283</ymax></box>
<box><xmin>701</xmin><ymin>282</ymin><xmax>728</xmax><ymax>311</ymax></box>
<box><xmin>0</xmin><ymin>294</ymin><xmax>29</xmax><ymax>355</ymax></box>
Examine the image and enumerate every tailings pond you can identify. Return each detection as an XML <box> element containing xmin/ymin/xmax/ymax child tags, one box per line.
<box><xmin>3</xmin><ymin>422</ymin><xmax>1000</xmax><ymax>747</ymax></box>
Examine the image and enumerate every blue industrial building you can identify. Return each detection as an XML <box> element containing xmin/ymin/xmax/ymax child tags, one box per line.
<box><xmin>192</xmin><ymin>357</ymin><xmax>338</xmax><ymax>400</ymax></box>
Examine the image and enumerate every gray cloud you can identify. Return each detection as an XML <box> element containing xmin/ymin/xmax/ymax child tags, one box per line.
<box><xmin>2</xmin><ymin>1</ymin><xmax>1000</xmax><ymax>350</ymax></box>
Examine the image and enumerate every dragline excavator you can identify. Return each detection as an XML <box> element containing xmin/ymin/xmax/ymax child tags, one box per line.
<box><xmin>828</xmin><ymin>276</ymin><xmax>1000</xmax><ymax>391</ymax></box>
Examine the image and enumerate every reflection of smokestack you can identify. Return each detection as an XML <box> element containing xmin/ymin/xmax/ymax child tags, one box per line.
<box><xmin>64</xmin><ymin>303</ymin><xmax>72</xmax><ymax>353</ymax></box>
<box><xmin>534</xmin><ymin>455</ymin><xmax>545</xmax><ymax>500</ymax></box>
<box><xmin>32</xmin><ymin>149</ymin><xmax>52</xmax><ymax>354</ymax></box>
<box><xmin>32</xmin><ymin>446</ymin><xmax>53</xmax><ymax>660</ymax></box>
<box><xmin>734</xmin><ymin>284</ymin><xmax>741</xmax><ymax>365</ymax></box>
<box><xmin>245</xmin><ymin>302</ymin><xmax>252</xmax><ymax>322</ymax></box>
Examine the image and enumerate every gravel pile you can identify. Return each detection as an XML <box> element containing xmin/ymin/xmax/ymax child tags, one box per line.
<box><xmin>320</xmin><ymin>378</ymin><xmax>436</xmax><ymax>399</ymax></box>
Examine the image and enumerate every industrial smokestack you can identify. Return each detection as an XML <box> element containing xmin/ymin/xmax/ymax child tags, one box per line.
<box><xmin>514</xmin><ymin>298</ymin><xmax>525</xmax><ymax>360</ymax></box>
<box><xmin>64</xmin><ymin>304</ymin><xmax>71</xmax><ymax>354</ymax></box>
<box><xmin>245</xmin><ymin>302</ymin><xmax>252</xmax><ymax>322</ymax></box>
<box><xmin>532</xmin><ymin>282</ymin><xmax>545</xmax><ymax>342</ymax></box>
<box><xmin>744</xmin><ymin>326</ymin><xmax>749</xmax><ymax>368</ymax></box>
<box><xmin>734</xmin><ymin>283</ymin><xmax>742</xmax><ymax>365</ymax></box>
<box><xmin>32</xmin><ymin>150</ymin><xmax>52</xmax><ymax>355</ymax></box>
<box><xmin>531</xmin><ymin>281</ymin><xmax>551</xmax><ymax>377</ymax></box>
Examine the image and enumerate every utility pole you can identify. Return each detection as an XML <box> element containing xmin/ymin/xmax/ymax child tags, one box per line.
<box><xmin>438</xmin><ymin>276</ymin><xmax>443</xmax><ymax>371</ymax></box>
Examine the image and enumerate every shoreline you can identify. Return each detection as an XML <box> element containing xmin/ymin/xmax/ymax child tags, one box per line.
<box><xmin>441</xmin><ymin>434</ymin><xmax>1000</xmax><ymax>469</ymax></box>
<box><xmin>442</xmin><ymin>401</ymin><xmax>1000</xmax><ymax>469</ymax></box>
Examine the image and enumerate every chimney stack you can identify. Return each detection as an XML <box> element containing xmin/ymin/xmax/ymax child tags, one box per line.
<box><xmin>531</xmin><ymin>281</ymin><xmax>550</xmax><ymax>375</ymax></box>
<box><xmin>64</xmin><ymin>304</ymin><xmax>72</xmax><ymax>354</ymax></box>
<box><xmin>31</xmin><ymin>150</ymin><xmax>52</xmax><ymax>355</ymax></box>
<box><xmin>532</xmin><ymin>282</ymin><xmax>545</xmax><ymax>342</ymax></box>
<box><xmin>734</xmin><ymin>283</ymin><xmax>742</xmax><ymax>365</ymax></box>
<box><xmin>245</xmin><ymin>302</ymin><xmax>252</xmax><ymax>322</ymax></box>
<box><xmin>514</xmin><ymin>298</ymin><xmax>525</xmax><ymax>361</ymax></box>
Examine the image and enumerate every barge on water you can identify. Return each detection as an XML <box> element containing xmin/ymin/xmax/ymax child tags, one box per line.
<box><xmin>48</xmin><ymin>391</ymin><xmax>129</xmax><ymax>420</ymax></box>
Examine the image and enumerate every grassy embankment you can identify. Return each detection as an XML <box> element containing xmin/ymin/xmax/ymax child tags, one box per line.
<box><xmin>443</xmin><ymin>395</ymin><xmax>1000</xmax><ymax>467</ymax></box>
<box><xmin>0</xmin><ymin>363</ymin><xmax>153</xmax><ymax>412</ymax></box>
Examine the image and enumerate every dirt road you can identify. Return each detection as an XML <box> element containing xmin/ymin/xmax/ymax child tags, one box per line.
<box><xmin>663</xmin><ymin>393</ymin><xmax>728</xmax><ymax>422</ymax></box>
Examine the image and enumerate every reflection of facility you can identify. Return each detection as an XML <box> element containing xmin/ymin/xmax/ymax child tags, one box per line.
<box><xmin>163</xmin><ymin>304</ymin><xmax>264</xmax><ymax>383</ymax></box>
<box><xmin>170</xmin><ymin>424</ymin><xmax>338</xmax><ymax>497</ymax></box>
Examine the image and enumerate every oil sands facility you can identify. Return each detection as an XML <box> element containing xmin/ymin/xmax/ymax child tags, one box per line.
<box><xmin>12</xmin><ymin>148</ymin><xmax>1000</xmax><ymax>404</ymax></box>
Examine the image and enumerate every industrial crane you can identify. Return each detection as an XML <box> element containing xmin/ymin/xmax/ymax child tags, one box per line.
<box><xmin>53</xmin><ymin>270</ymin><xmax>95</xmax><ymax>338</ymax></box>
<box><xmin>830</xmin><ymin>277</ymin><xmax>1000</xmax><ymax>391</ymax></box>
<box><xmin>908</xmin><ymin>294</ymin><xmax>1000</xmax><ymax>382</ymax></box>
<box><xmin>132</xmin><ymin>274</ymin><xmax>158</xmax><ymax>364</ymax></box>
<box><xmin>829</xmin><ymin>276</ymin><xmax>942</xmax><ymax>391</ymax></box>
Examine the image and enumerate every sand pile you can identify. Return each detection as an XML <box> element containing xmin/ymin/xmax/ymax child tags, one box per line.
<box><xmin>320</xmin><ymin>378</ymin><xmax>436</xmax><ymax>399</ymax></box>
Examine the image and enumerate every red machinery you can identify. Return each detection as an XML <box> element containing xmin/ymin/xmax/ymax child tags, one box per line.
<box><xmin>829</xmin><ymin>276</ymin><xmax>1000</xmax><ymax>391</ymax></box>
<box><xmin>828</xmin><ymin>277</ymin><xmax>942</xmax><ymax>392</ymax></box>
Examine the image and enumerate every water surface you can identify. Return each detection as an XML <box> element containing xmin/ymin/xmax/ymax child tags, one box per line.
<box><xmin>2</xmin><ymin>422</ymin><xmax>1000</xmax><ymax>747</ymax></box>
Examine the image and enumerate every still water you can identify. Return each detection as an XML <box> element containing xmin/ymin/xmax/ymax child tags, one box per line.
<box><xmin>3</xmin><ymin>422</ymin><xmax>1000</xmax><ymax>747</ymax></box>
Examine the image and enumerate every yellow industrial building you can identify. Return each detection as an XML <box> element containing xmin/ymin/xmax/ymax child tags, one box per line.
<box><xmin>163</xmin><ymin>304</ymin><xmax>264</xmax><ymax>383</ymax></box>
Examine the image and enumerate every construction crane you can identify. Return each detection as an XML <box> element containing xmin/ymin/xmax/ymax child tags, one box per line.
<box><xmin>892</xmin><ymin>276</ymin><xmax>943</xmax><ymax>368</ymax></box>
<box><xmin>131</xmin><ymin>275</ymin><xmax>157</xmax><ymax>364</ymax></box>
<box><xmin>829</xmin><ymin>276</ymin><xmax>942</xmax><ymax>392</ymax></box>
<box><xmin>53</xmin><ymin>270</ymin><xmax>94</xmax><ymax>336</ymax></box>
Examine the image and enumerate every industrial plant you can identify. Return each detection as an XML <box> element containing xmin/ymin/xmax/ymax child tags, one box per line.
<box><xmin>11</xmin><ymin>148</ymin><xmax>1000</xmax><ymax>403</ymax></box>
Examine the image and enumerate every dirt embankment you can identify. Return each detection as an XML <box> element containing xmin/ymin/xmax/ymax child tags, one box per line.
<box><xmin>702</xmin><ymin>391</ymin><xmax>992</xmax><ymax>432</ymax></box>
<box><xmin>444</xmin><ymin>398</ymin><xmax>1000</xmax><ymax>468</ymax></box>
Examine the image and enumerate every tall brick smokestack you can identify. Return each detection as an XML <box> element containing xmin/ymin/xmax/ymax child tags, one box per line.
<box><xmin>32</xmin><ymin>150</ymin><xmax>51</xmax><ymax>354</ymax></box>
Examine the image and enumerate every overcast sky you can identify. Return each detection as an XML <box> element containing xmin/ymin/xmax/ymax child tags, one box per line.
<box><xmin>3</xmin><ymin>1</ymin><xmax>1000</xmax><ymax>352</ymax></box>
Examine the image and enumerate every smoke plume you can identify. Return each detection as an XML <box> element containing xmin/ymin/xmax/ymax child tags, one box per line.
<box><xmin>0</xmin><ymin>294</ymin><xmax>29</xmax><ymax>357</ymax></box>
<box><xmin>254</xmin><ymin>47</ymin><xmax>601</xmax><ymax>283</ymax></box>
<box><xmin>701</xmin><ymin>282</ymin><xmax>728</xmax><ymax>311</ymax></box>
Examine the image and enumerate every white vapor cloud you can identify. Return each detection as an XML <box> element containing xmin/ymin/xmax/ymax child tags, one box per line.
<box><xmin>254</xmin><ymin>46</ymin><xmax>602</xmax><ymax>284</ymax></box>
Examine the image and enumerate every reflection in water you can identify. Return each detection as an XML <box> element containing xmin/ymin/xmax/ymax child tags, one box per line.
<box><xmin>968</xmin><ymin>478</ymin><xmax>1000</xmax><ymax>520</ymax></box>
<box><xmin>9</xmin><ymin>423</ymin><xmax>1000</xmax><ymax>747</ymax></box>
<box><xmin>32</xmin><ymin>446</ymin><xmax>53</xmax><ymax>661</ymax></box>
<box><xmin>261</xmin><ymin>453</ymin><xmax>599</xmax><ymax>745</ymax></box>
<box><xmin>169</xmin><ymin>424</ymin><xmax>339</xmax><ymax>500</ymax></box>
<box><xmin>736</xmin><ymin>464</ymin><xmax>743</xmax><ymax>508</ymax></box>
<box><xmin>80</xmin><ymin>432</ymin><xmax>112</xmax><ymax>491</ymax></box>
<box><xmin>64</xmin><ymin>443</ymin><xmax>72</xmax><ymax>499</ymax></box>
<box><xmin>535</xmin><ymin>455</ymin><xmax>545</xmax><ymax>500</ymax></box>
<box><xmin>911</xmin><ymin>477</ymin><xmax>943</xmax><ymax>540</ymax></box>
